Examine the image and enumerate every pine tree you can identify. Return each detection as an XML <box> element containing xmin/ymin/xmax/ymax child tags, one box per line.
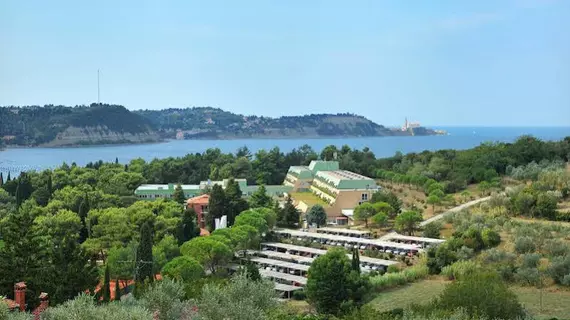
<box><xmin>224</xmin><ymin>178</ymin><xmax>249</xmax><ymax>226</ymax></box>
<box><xmin>102</xmin><ymin>265</ymin><xmax>111</xmax><ymax>303</ymax></box>
<box><xmin>78</xmin><ymin>194</ymin><xmax>90</xmax><ymax>243</ymax></box>
<box><xmin>115</xmin><ymin>278</ymin><xmax>122</xmax><ymax>301</ymax></box>
<box><xmin>124</xmin><ymin>164</ymin><xmax>129</xmax><ymax>171</ymax></box>
<box><xmin>0</xmin><ymin>172</ymin><xmax>3</xmax><ymax>187</ymax></box>
<box><xmin>352</xmin><ymin>248</ymin><xmax>361</xmax><ymax>274</ymax></box>
<box><xmin>135</xmin><ymin>222</ymin><xmax>154</xmax><ymax>285</ymax></box>
<box><xmin>178</xmin><ymin>207</ymin><xmax>200</xmax><ymax>244</ymax></box>
<box><xmin>115</xmin><ymin>157</ymin><xmax>119</xmax><ymax>164</ymax></box>
<box><xmin>49</xmin><ymin>237</ymin><xmax>99</xmax><ymax>305</ymax></box>
<box><xmin>0</xmin><ymin>205</ymin><xmax>48</xmax><ymax>308</ymax></box>
<box><xmin>207</xmin><ymin>184</ymin><xmax>226</xmax><ymax>230</ymax></box>
<box><xmin>6</xmin><ymin>171</ymin><xmax>10</xmax><ymax>182</ymax></box>
<box><xmin>250</xmin><ymin>185</ymin><xmax>272</xmax><ymax>208</ymax></box>
<box><xmin>279</xmin><ymin>196</ymin><xmax>300</xmax><ymax>228</ymax></box>
<box><xmin>173</xmin><ymin>183</ymin><xmax>186</xmax><ymax>203</ymax></box>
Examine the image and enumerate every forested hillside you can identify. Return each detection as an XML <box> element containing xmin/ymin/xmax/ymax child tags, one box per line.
<box><xmin>0</xmin><ymin>104</ymin><xmax>159</xmax><ymax>146</ymax></box>
<box><xmin>135</xmin><ymin>107</ymin><xmax>428</xmax><ymax>139</ymax></box>
<box><xmin>0</xmin><ymin>105</ymin><xmax>436</xmax><ymax>146</ymax></box>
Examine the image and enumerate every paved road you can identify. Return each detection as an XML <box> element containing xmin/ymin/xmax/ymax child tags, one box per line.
<box><xmin>419</xmin><ymin>196</ymin><xmax>491</xmax><ymax>227</ymax></box>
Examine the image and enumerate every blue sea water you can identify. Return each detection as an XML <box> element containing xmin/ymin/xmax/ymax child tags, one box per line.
<box><xmin>1</xmin><ymin>126</ymin><xmax>569</xmax><ymax>176</ymax></box>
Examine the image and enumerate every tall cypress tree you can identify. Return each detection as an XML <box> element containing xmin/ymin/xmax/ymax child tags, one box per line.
<box><xmin>46</xmin><ymin>173</ymin><xmax>53</xmax><ymax>200</ymax></box>
<box><xmin>78</xmin><ymin>194</ymin><xmax>90</xmax><ymax>243</ymax></box>
<box><xmin>207</xmin><ymin>184</ymin><xmax>226</xmax><ymax>230</ymax></box>
<box><xmin>178</xmin><ymin>207</ymin><xmax>200</xmax><ymax>244</ymax></box>
<box><xmin>173</xmin><ymin>183</ymin><xmax>186</xmax><ymax>203</ymax></box>
<box><xmin>102</xmin><ymin>265</ymin><xmax>111</xmax><ymax>303</ymax></box>
<box><xmin>115</xmin><ymin>157</ymin><xmax>119</xmax><ymax>164</ymax></box>
<box><xmin>352</xmin><ymin>248</ymin><xmax>361</xmax><ymax>274</ymax></box>
<box><xmin>6</xmin><ymin>171</ymin><xmax>10</xmax><ymax>182</ymax></box>
<box><xmin>0</xmin><ymin>172</ymin><xmax>3</xmax><ymax>187</ymax></box>
<box><xmin>114</xmin><ymin>278</ymin><xmax>122</xmax><ymax>301</ymax></box>
<box><xmin>224</xmin><ymin>179</ymin><xmax>249</xmax><ymax>226</ymax></box>
<box><xmin>135</xmin><ymin>222</ymin><xmax>154</xmax><ymax>285</ymax></box>
<box><xmin>15</xmin><ymin>180</ymin><xmax>23</xmax><ymax>208</ymax></box>
<box><xmin>15</xmin><ymin>173</ymin><xmax>33</xmax><ymax>208</ymax></box>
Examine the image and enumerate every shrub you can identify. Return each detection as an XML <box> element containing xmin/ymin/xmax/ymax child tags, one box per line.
<box><xmin>562</xmin><ymin>274</ymin><xmax>570</xmax><ymax>286</ymax></box>
<box><xmin>456</xmin><ymin>246</ymin><xmax>475</xmax><ymax>261</ymax></box>
<box><xmin>432</xmin><ymin>271</ymin><xmax>526</xmax><ymax>320</ymax></box>
<box><xmin>514</xmin><ymin>236</ymin><xmax>536</xmax><ymax>254</ymax></box>
<box><xmin>548</xmin><ymin>255</ymin><xmax>570</xmax><ymax>285</ymax></box>
<box><xmin>370</xmin><ymin>261</ymin><xmax>428</xmax><ymax>291</ymax></box>
<box><xmin>387</xmin><ymin>265</ymin><xmax>400</xmax><ymax>274</ymax></box>
<box><xmin>422</xmin><ymin>222</ymin><xmax>442</xmax><ymax>239</ymax></box>
<box><xmin>292</xmin><ymin>289</ymin><xmax>306</xmax><ymax>300</ymax></box>
<box><xmin>441</xmin><ymin>260</ymin><xmax>479</xmax><ymax>280</ymax></box>
<box><xmin>543</xmin><ymin>239</ymin><xmax>570</xmax><ymax>257</ymax></box>
<box><xmin>481</xmin><ymin>228</ymin><xmax>501</xmax><ymax>248</ymax></box>
<box><xmin>521</xmin><ymin>253</ymin><xmax>541</xmax><ymax>269</ymax></box>
<box><xmin>514</xmin><ymin>267</ymin><xmax>540</xmax><ymax>286</ymax></box>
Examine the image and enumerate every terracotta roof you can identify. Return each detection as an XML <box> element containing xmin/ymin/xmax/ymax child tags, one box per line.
<box><xmin>93</xmin><ymin>275</ymin><xmax>163</xmax><ymax>301</ymax></box>
<box><xmin>200</xmin><ymin>228</ymin><xmax>210</xmax><ymax>236</ymax></box>
<box><xmin>187</xmin><ymin>194</ymin><xmax>209</xmax><ymax>205</ymax></box>
<box><xmin>2</xmin><ymin>298</ymin><xmax>19</xmax><ymax>310</ymax></box>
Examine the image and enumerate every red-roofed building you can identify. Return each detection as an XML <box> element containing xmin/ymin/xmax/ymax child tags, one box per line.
<box><xmin>93</xmin><ymin>275</ymin><xmax>163</xmax><ymax>301</ymax></box>
<box><xmin>186</xmin><ymin>194</ymin><xmax>209</xmax><ymax>228</ymax></box>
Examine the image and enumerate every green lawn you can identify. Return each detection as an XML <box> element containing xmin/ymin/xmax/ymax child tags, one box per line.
<box><xmin>290</xmin><ymin>192</ymin><xmax>329</xmax><ymax>207</ymax></box>
<box><xmin>512</xmin><ymin>286</ymin><xmax>570</xmax><ymax>319</ymax></box>
<box><xmin>368</xmin><ymin>279</ymin><xmax>448</xmax><ymax>312</ymax></box>
<box><xmin>368</xmin><ymin>279</ymin><xmax>570</xmax><ymax>320</ymax></box>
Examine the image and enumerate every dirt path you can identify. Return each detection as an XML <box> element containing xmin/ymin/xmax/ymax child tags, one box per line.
<box><xmin>419</xmin><ymin>196</ymin><xmax>490</xmax><ymax>227</ymax></box>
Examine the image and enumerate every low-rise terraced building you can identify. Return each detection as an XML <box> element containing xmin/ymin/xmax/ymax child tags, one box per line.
<box><xmin>284</xmin><ymin>160</ymin><xmax>379</xmax><ymax>224</ymax></box>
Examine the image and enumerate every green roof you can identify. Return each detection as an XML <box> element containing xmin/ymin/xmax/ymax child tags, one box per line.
<box><xmin>308</xmin><ymin>161</ymin><xmax>339</xmax><ymax>173</ymax></box>
<box><xmin>288</xmin><ymin>166</ymin><xmax>313</xmax><ymax>179</ymax></box>
<box><xmin>242</xmin><ymin>185</ymin><xmax>293</xmax><ymax>196</ymax></box>
<box><xmin>134</xmin><ymin>184</ymin><xmax>201</xmax><ymax>196</ymax></box>
<box><xmin>314</xmin><ymin>170</ymin><xmax>376</xmax><ymax>190</ymax></box>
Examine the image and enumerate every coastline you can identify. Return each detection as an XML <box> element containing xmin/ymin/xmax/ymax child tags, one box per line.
<box><xmin>1</xmin><ymin>132</ymin><xmax>444</xmax><ymax>149</ymax></box>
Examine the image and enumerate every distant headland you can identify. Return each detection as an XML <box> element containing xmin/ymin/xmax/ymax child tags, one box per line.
<box><xmin>0</xmin><ymin>104</ymin><xmax>444</xmax><ymax>147</ymax></box>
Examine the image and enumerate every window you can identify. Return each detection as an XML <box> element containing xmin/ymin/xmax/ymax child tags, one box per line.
<box><xmin>361</xmin><ymin>193</ymin><xmax>368</xmax><ymax>201</ymax></box>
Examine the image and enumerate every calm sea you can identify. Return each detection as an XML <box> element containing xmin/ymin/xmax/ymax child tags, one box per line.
<box><xmin>1</xmin><ymin>126</ymin><xmax>569</xmax><ymax>176</ymax></box>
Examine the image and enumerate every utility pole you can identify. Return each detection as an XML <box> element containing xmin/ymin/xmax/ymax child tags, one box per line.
<box><xmin>97</xmin><ymin>69</ymin><xmax>100</xmax><ymax>104</ymax></box>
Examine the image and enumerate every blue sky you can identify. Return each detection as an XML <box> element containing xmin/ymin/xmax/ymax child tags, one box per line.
<box><xmin>1</xmin><ymin>0</ymin><xmax>569</xmax><ymax>126</ymax></box>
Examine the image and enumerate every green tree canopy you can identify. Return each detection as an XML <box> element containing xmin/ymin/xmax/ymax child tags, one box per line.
<box><xmin>305</xmin><ymin>248</ymin><xmax>354</xmax><ymax>315</ymax></box>
<box><xmin>353</xmin><ymin>202</ymin><xmax>376</xmax><ymax>227</ymax></box>
<box><xmin>249</xmin><ymin>185</ymin><xmax>273</xmax><ymax>208</ymax></box>
<box><xmin>306</xmin><ymin>205</ymin><xmax>327</xmax><ymax>228</ymax></box>
<box><xmin>161</xmin><ymin>256</ymin><xmax>204</xmax><ymax>283</ymax></box>
<box><xmin>172</xmin><ymin>183</ymin><xmax>186</xmax><ymax>204</ymax></box>
<box><xmin>394</xmin><ymin>211</ymin><xmax>423</xmax><ymax>235</ymax></box>
<box><xmin>278</xmin><ymin>196</ymin><xmax>300</xmax><ymax>228</ymax></box>
<box><xmin>180</xmin><ymin>237</ymin><xmax>232</xmax><ymax>274</ymax></box>
<box><xmin>431</xmin><ymin>271</ymin><xmax>525</xmax><ymax>320</ymax></box>
<box><xmin>371</xmin><ymin>212</ymin><xmax>388</xmax><ymax>227</ymax></box>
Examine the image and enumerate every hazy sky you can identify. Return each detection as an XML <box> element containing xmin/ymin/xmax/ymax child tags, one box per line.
<box><xmin>1</xmin><ymin>0</ymin><xmax>569</xmax><ymax>126</ymax></box>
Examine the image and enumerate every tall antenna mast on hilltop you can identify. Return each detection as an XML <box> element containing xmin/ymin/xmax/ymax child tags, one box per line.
<box><xmin>97</xmin><ymin>69</ymin><xmax>100</xmax><ymax>104</ymax></box>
